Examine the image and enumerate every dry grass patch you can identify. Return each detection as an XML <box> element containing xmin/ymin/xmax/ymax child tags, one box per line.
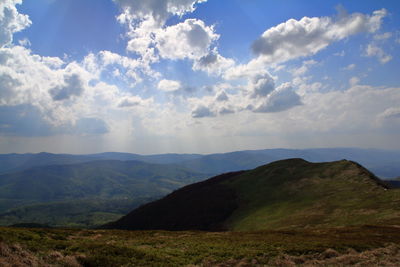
<box><xmin>271</xmin><ymin>244</ymin><xmax>400</xmax><ymax>266</ymax></box>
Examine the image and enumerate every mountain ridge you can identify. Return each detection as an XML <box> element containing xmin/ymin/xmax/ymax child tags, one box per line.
<box><xmin>106</xmin><ymin>158</ymin><xmax>400</xmax><ymax>231</ymax></box>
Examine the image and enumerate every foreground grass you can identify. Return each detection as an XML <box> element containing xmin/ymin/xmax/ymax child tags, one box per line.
<box><xmin>1</xmin><ymin>225</ymin><xmax>400</xmax><ymax>266</ymax></box>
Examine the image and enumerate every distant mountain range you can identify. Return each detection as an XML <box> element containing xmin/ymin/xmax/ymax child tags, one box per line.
<box><xmin>1</xmin><ymin>148</ymin><xmax>399</xmax><ymax>178</ymax></box>
<box><xmin>0</xmin><ymin>147</ymin><xmax>399</xmax><ymax>227</ymax></box>
<box><xmin>106</xmin><ymin>159</ymin><xmax>400</xmax><ymax>231</ymax></box>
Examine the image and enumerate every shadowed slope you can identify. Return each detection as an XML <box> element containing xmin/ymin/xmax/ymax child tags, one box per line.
<box><xmin>105</xmin><ymin>171</ymin><xmax>245</xmax><ymax>230</ymax></box>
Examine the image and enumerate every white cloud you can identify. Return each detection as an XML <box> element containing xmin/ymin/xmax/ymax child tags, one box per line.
<box><xmin>349</xmin><ymin>76</ymin><xmax>360</xmax><ymax>86</ymax></box>
<box><xmin>343</xmin><ymin>63</ymin><xmax>356</xmax><ymax>71</ymax></box>
<box><xmin>49</xmin><ymin>73</ymin><xmax>86</xmax><ymax>101</ymax></box>
<box><xmin>191</xmin><ymin>104</ymin><xmax>216</xmax><ymax>118</ymax></box>
<box><xmin>215</xmin><ymin>90</ymin><xmax>229</xmax><ymax>102</ymax></box>
<box><xmin>18</xmin><ymin>38</ymin><xmax>30</xmax><ymax>47</ymax></box>
<box><xmin>379</xmin><ymin>107</ymin><xmax>400</xmax><ymax>120</ymax></box>
<box><xmin>0</xmin><ymin>0</ymin><xmax>31</xmax><ymax>47</ymax></box>
<box><xmin>114</xmin><ymin>0</ymin><xmax>207</xmax><ymax>26</ymax></box>
<box><xmin>224</xmin><ymin>9</ymin><xmax>387</xmax><ymax>80</ymax></box>
<box><xmin>192</xmin><ymin>49</ymin><xmax>235</xmax><ymax>75</ymax></box>
<box><xmin>157</xmin><ymin>79</ymin><xmax>181</xmax><ymax>92</ymax></box>
<box><xmin>82</xmin><ymin>50</ymin><xmax>159</xmax><ymax>85</ymax></box>
<box><xmin>115</xmin><ymin>0</ymin><xmax>233</xmax><ymax>77</ymax></box>
<box><xmin>118</xmin><ymin>95</ymin><xmax>152</xmax><ymax>108</ymax></box>
<box><xmin>189</xmin><ymin>73</ymin><xmax>302</xmax><ymax>118</ymax></box>
<box><xmin>365</xmin><ymin>44</ymin><xmax>392</xmax><ymax>64</ymax></box>
<box><xmin>225</xmin><ymin>8</ymin><xmax>387</xmax><ymax>82</ymax></box>
<box><xmin>0</xmin><ymin>45</ymin><xmax>154</xmax><ymax>136</ymax></box>
<box><xmin>155</xmin><ymin>19</ymin><xmax>218</xmax><ymax>60</ymax></box>
<box><xmin>251</xmin><ymin>83</ymin><xmax>302</xmax><ymax>113</ymax></box>
<box><xmin>292</xmin><ymin>59</ymin><xmax>317</xmax><ymax>77</ymax></box>
<box><xmin>374</xmin><ymin>32</ymin><xmax>392</xmax><ymax>40</ymax></box>
<box><xmin>248</xmin><ymin>72</ymin><xmax>276</xmax><ymax>98</ymax></box>
<box><xmin>115</xmin><ymin>0</ymin><xmax>212</xmax><ymax>63</ymax></box>
<box><xmin>250</xmin><ymin>9</ymin><xmax>386</xmax><ymax>65</ymax></box>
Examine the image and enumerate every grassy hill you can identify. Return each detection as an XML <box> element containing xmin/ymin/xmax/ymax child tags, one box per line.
<box><xmin>107</xmin><ymin>159</ymin><xmax>400</xmax><ymax>231</ymax></box>
<box><xmin>0</xmin><ymin>160</ymin><xmax>206</xmax><ymax>227</ymax></box>
<box><xmin>0</xmin><ymin>197</ymin><xmax>156</xmax><ymax>228</ymax></box>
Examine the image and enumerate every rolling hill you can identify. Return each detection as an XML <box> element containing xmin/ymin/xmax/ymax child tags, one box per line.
<box><xmin>107</xmin><ymin>158</ymin><xmax>400</xmax><ymax>231</ymax></box>
<box><xmin>0</xmin><ymin>160</ymin><xmax>206</xmax><ymax>227</ymax></box>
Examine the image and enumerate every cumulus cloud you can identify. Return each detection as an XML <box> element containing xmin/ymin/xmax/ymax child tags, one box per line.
<box><xmin>82</xmin><ymin>50</ymin><xmax>159</xmax><ymax>85</ymax></box>
<box><xmin>192</xmin><ymin>49</ymin><xmax>235</xmax><ymax>75</ymax></box>
<box><xmin>0</xmin><ymin>44</ymin><xmax>133</xmax><ymax>137</ymax></box>
<box><xmin>378</xmin><ymin>107</ymin><xmax>400</xmax><ymax>120</ymax></box>
<box><xmin>0</xmin><ymin>72</ymin><xmax>21</xmax><ymax>103</ymax></box>
<box><xmin>191</xmin><ymin>104</ymin><xmax>216</xmax><ymax>118</ymax></box>
<box><xmin>118</xmin><ymin>95</ymin><xmax>153</xmax><ymax>108</ymax></box>
<box><xmin>215</xmin><ymin>90</ymin><xmax>229</xmax><ymax>102</ymax></box>
<box><xmin>115</xmin><ymin>0</ymin><xmax>233</xmax><ymax>77</ymax></box>
<box><xmin>365</xmin><ymin>44</ymin><xmax>392</xmax><ymax>64</ymax></box>
<box><xmin>157</xmin><ymin>79</ymin><xmax>181</xmax><ymax>92</ymax></box>
<box><xmin>218</xmin><ymin>106</ymin><xmax>235</xmax><ymax>115</ymax></box>
<box><xmin>0</xmin><ymin>0</ymin><xmax>31</xmax><ymax>47</ymax></box>
<box><xmin>155</xmin><ymin>19</ymin><xmax>218</xmax><ymax>60</ymax></box>
<box><xmin>251</xmin><ymin>83</ymin><xmax>302</xmax><ymax>113</ymax></box>
<box><xmin>115</xmin><ymin>0</ymin><xmax>210</xmax><ymax>56</ymax></box>
<box><xmin>251</xmin><ymin>8</ymin><xmax>386</xmax><ymax>65</ymax></box>
<box><xmin>114</xmin><ymin>0</ymin><xmax>207</xmax><ymax>26</ymax></box>
<box><xmin>224</xmin><ymin>8</ymin><xmax>387</xmax><ymax>82</ymax></box>
<box><xmin>248</xmin><ymin>72</ymin><xmax>276</xmax><ymax>98</ymax></box>
<box><xmin>49</xmin><ymin>73</ymin><xmax>86</xmax><ymax>101</ymax></box>
<box><xmin>118</xmin><ymin>96</ymin><xmax>142</xmax><ymax>107</ymax></box>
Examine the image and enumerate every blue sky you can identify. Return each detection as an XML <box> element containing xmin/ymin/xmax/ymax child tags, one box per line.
<box><xmin>0</xmin><ymin>0</ymin><xmax>400</xmax><ymax>154</ymax></box>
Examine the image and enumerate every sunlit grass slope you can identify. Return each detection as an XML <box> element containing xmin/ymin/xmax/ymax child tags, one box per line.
<box><xmin>225</xmin><ymin>159</ymin><xmax>400</xmax><ymax>230</ymax></box>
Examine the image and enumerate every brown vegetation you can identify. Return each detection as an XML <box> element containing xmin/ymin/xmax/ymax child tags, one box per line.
<box><xmin>0</xmin><ymin>242</ymin><xmax>81</xmax><ymax>267</ymax></box>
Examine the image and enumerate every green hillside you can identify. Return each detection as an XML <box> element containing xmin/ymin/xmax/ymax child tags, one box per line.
<box><xmin>0</xmin><ymin>160</ymin><xmax>206</xmax><ymax>227</ymax></box>
<box><xmin>224</xmin><ymin>159</ymin><xmax>397</xmax><ymax>231</ymax></box>
<box><xmin>108</xmin><ymin>159</ymin><xmax>400</xmax><ymax>231</ymax></box>
<box><xmin>0</xmin><ymin>197</ymin><xmax>155</xmax><ymax>228</ymax></box>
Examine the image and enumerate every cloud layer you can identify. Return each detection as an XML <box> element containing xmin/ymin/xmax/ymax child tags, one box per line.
<box><xmin>0</xmin><ymin>1</ymin><xmax>399</xmax><ymax>153</ymax></box>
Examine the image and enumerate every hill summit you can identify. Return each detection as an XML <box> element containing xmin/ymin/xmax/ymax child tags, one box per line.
<box><xmin>106</xmin><ymin>159</ymin><xmax>400</xmax><ymax>231</ymax></box>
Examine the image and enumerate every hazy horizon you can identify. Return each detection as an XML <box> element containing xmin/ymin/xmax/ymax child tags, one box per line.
<box><xmin>1</xmin><ymin>146</ymin><xmax>400</xmax><ymax>157</ymax></box>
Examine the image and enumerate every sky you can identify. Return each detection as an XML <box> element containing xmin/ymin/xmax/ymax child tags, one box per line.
<box><xmin>0</xmin><ymin>0</ymin><xmax>400</xmax><ymax>154</ymax></box>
